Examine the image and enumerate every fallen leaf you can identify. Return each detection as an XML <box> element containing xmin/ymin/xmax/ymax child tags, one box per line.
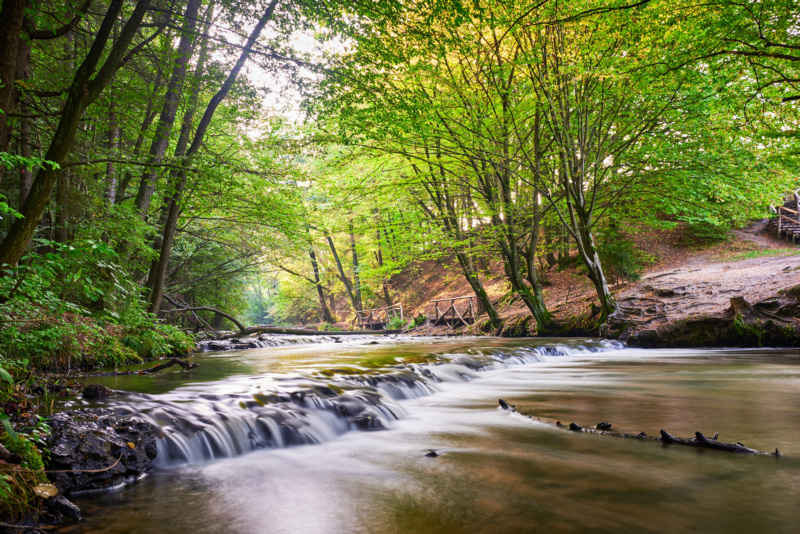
<box><xmin>34</xmin><ymin>484</ymin><xmax>58</xmax><ymax>499</ymax></box>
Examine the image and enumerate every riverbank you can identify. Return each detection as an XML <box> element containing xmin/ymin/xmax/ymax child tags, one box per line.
<box><xmin>394</xmin><ymin>221</ymin><xmax>800</xmax><ymax>347</ymax></box>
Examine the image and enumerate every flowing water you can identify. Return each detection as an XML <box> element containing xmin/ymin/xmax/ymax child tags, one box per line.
<box><xmin>59</xmin><ymin>336</ymin><xmax>800</xmax><ymax>533</ymax></box>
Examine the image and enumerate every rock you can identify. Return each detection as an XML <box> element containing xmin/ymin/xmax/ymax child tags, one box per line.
<box><xmin>44</xmin><ymin>494</ymin><xmax>81</xmax><ymax>521</ymax></box>
<box><xmin>82</xmin><ymin>384</ymin><xmax>117</xmax><ymax>399</ymax></box>
<box><xmin>0</xmin><ymin>442</ymin><xmax>23</xmax><ymax>464</ymax></box>
<box><xmin>45</xmin><ymin>409</ymin><xmax>158</xmax><ymax>494</ymax></box>
<box><xmin>425</xmin><ymin>450</ymin><xmax>439</xmax><ymax>458</ymax></box>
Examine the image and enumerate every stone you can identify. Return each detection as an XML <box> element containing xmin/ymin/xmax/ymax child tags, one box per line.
<box><xmin>45</xmin><ymin>409</ymin><xmax>158</xmax><ymax>494</ymax></box>
<box><xmin>82</xmin><ymin>383</ymin><xmax>117</xmax><ymax>399</ymax></box>
<box><xmin>44</xmin><ymin>494</ymin><xmax>81</xmax><ymax>521</ymax></box>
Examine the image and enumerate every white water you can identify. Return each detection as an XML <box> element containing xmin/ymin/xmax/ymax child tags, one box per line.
<box><xmin>104</xmin><ymin>339</ymin><xmax>624</xmax><ymax>467</ymax></box>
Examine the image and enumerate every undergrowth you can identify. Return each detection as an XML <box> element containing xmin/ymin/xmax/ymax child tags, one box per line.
<box><xmin>0</xmin><ymin>413</ymin><xmax>50</xmax><ymax>521</ymax></box>
<box><xmin>0</xmin><ymin>240</ymin><xmax>193</xmax><ymax>371</ymax></box>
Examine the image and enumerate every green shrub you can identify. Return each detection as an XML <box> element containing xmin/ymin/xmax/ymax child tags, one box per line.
<box><xmin>0</xmin><ymin>415</ymin><xmax>49</xmax><ymax>521</ymax></box>
<box><xmin>0</xmin><ymin>237</ymin><xmax>194</xmax><ymax>370</ymax></box>
<box><xmin>683</xmin><ymin>221</ymin><xmax>731</xmax><ymax>245</ymax></box>
<box><xmin>387</xmin><ymin>316</ymin><xmax>408</xmax><ymax>330</ymax></box>
<box><xmin>595</xmin><ymin>228</ymin><xmax>654</xmax><ymax>283</ymax></box>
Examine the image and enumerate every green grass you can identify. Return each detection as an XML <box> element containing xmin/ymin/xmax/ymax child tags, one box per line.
<box><xmin>725</xmin><ymin>248</ymin><xmax>800</xmax><ymax>261</ymax></box>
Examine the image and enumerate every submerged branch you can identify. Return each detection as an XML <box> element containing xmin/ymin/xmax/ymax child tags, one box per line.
<box><xmin>498</xmin><ymin>399</ymin><xmax>781</xmax><ymax>457</ymax></box>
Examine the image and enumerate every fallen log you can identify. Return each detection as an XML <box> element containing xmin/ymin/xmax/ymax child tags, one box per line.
<box><xmin>228</xmin><ymin>326</ymin><xmax>403</xmax><ymax>338</ymax></box>
<box><xmin>162</xmin><ymin>294</ymin><xmax>403</xmax><ymax>338</ymax></box>
<box><xmin>140</xmin><ymin>358</ymin><xmax>198</xmax><ymax>374</ymax></box>
<box><xmin>498</xmin><ymin>399</ymin><xmax>780</xmax><ymax>457</ymax></box>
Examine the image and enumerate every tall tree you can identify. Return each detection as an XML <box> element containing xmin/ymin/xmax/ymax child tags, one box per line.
<box><xmin>0</xmin><ymin>0</ymin><xmax>153</xmax><ymax>267</ymax></box>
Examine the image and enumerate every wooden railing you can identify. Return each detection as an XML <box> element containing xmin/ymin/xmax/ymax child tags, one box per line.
<box><xmin>354</xmin><ymin>303</ymin><xmax>404</xmax><ymax>330</ymax></box>
<box><xmin>430</xmin><ymin>295</ymin><xmax>478</xmax><ymax>328</ymax></box>
<box><xmin>770</xmin><ymin>187</ymin><xmax>800</xmax><ymax>243</ymax></box>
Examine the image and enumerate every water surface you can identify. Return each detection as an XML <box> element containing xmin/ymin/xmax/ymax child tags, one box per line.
<box><xmin>63</xmin><ymin>337</ymin><xmax>800</xmax><ymax>533</ymax></box>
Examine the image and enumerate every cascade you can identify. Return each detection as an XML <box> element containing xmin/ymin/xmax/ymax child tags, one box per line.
<box><xmin>104</xmin><ymin>339</ymin><xmax>624</xmax><ymax>467</ymax></box>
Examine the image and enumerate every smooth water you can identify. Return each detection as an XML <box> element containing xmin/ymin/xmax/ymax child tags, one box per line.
<box><xmin>61</xmin><ymin>337</ymin><xmax>800</xmax><ymax>533</ymax></box>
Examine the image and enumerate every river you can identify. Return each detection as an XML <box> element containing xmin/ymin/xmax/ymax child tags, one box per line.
<box><xmin>60</xmin><ymin>336</ymin><xmax>800</xmax><ymax>533</ymax></box>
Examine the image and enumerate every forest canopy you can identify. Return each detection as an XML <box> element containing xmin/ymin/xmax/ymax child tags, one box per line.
<box><xmin>0</xmin><ymin>0</ymin><xmax>797</xmax><ymax>352</ymax></box>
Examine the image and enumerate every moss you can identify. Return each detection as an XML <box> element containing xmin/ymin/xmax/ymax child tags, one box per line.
<box><xmin>0</xmin><ymin>432</ymin><xmax>48</xmax><ymax>521</ymax></box>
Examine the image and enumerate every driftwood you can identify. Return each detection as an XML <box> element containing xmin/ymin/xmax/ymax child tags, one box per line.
<box><xmin>140</xmin><ymin>358</ymin><xmax>198</xmax><ymax>374</ymax></box>
<box><xmin>229</xmin><ymin>326</ymin><xmax>403</xmax><ymax>338</ymax></box>
<box><xmin>162</xmin><ymin>294</ymin><xmax>402</xmax><ymax>338</ymax></box>
<box><xmin>498</xmin><ymin>399</ymin><xmax>780</xmax><ymax>457</ymax></box>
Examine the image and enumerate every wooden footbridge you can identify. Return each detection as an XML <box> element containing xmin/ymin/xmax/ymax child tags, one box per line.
<box><xmin>354</xmin><ymin>303</ymin><xmax>404</xmax><ymax>330</ymax></box>
<box><xmin>430</xmin><ymin>295</ymin><xmax>480</xmax><ymax>328</ymax></box>
<box><xmin>769</xmin><ymin>187</ymin><xmax>800</xmax><ymax>243</ymax></box>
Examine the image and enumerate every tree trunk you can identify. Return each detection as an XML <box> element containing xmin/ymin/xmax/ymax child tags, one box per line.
<box><xmin>456</xmin><ymin>251</ymin><xmax>501</xmax><ymax>328</ymax></box>
<box><xmin>326</xmin><ymin>234</ymin><xmax>359</xmax><ymax>312</ymax></box>
<box><xmin>147</xmin><ymin>0</ymin><xmax>280</xmax><ymax>314</ymax></box>
<box><xmin>0</xmin><ymin>0</ymin><xmax>26</xmax><ymax>163</ymax></box>
<box><xmin>105</xmin><ymin>107</ymin><xmax>119</xmax><ymax>204</ymax></box>
<box><xmin>115</xmin><ymin>69</ymin><xmax>164</xmax><ymax>202</ymax></box>
<box><xmin>14</xmin><ymin>19</ymin><xmax>32</xmax><ymax>206</ymax></box>
<box><xmin>144</xmin><ymin>1</ymin><xmax>213</xmax><ymax>292</ymax></box>
<box><xmin>309</xmin><ymin>246</ymin><xmax>334</xmax><ymax>322</ymax></box>
<box><xmin>18</xmin><ymin>99</ymin><xmax>32</xmax><ymax>208</ymax></box>
<box><xmin>0</xmin><ymin>0</ymin><xmax>152</xmax><ymax>268</ymax></box>
<box><xmin>375</xmin><ymin>244</ymin><xmax>393</xmax><ymax>306</ymax></box>
<box><xmin>134</xmin><ymin>0</ymin><xmax>202</xmax><ymax>220</ymax></box>
<box><xmin>349</xmin><ymin>221</ymin><xmax>363</xmax><ymax>311</ymax></box>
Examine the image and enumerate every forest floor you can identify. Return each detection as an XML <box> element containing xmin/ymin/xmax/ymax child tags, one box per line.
<box><xmin>387</xmin><ymin>219</ymin><xmax>800</xmax><ymax>335</ymax></box>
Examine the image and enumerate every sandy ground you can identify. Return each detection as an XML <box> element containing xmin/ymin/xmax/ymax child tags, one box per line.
<box><xmin>617</xmin><ymin>221</ymin><xmax>800</xmax><ymax>324</ymax></box>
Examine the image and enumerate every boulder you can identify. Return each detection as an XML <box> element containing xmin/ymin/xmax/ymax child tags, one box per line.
<box><xmin>82</xmin><ymin>383</ymin><xmax>117</xmax><ymax>399</ymax></box>
<box><xmin>45</xmin><ymin>409</ymin><xmax>158</xmax><ymax>494</ymax></box>
<box><xmin>44</xmin><ymin>494</ymin><xmax>81</xmax><ymax>521</ymax></box>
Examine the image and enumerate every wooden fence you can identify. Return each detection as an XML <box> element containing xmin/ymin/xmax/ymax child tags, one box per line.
<box><xmin>430</xmin><ymin>296</ymin><xmax>479</xmax><ymax>328</ymax></box>
<box><xmin>353</xmin><ymin>303</ymin><xmax>404</xmax><ymax>330</ymax></box>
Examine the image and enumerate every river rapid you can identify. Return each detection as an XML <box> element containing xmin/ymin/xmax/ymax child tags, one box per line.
<box><xmin>61</xmin><ymin>336</ymin><xmax>800</xmax><ymax>533</ymax></box>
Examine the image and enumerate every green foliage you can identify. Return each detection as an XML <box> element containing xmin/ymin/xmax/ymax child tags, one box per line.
<box><xmin>595</xmin><ymin>229</ymin><xmax>654</xmax><ymax>283</ymax></box>
<box><xmin>733</xmin><ymin>313</ymin><xmax>763</xmax><ymax>346</ymax></box>
<box><xmin>387</xmin><ymin>316</ymin><xmax>407</xmax><ymax>330</ymax></box>
<box><xmin>0</xmin><ymin>238</ymin><xmax>192</xmax><ymax>369</ymax></box>
<box><xmin>682</xmin><ymin>221</ymin><xmax>732</xmax><ymax>246</ymax></box>
<box><xmin>412</xmin><ymin>315</ymin><xmax>427</xmax><ymax>327</ymax></box>
<box><xmin>0</xmin><ymin>415</ymin><xmax>49</xmax><ymax>521</ymax></box>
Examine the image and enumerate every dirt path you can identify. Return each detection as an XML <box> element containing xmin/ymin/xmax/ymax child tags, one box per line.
<box><xmin>617</xmin><ymin>221</ymin><xmax>800</xmax><ymax>325</ymax></box>
<box><xmin>622</xmin><ymin>254</ymin><xmax>799</xmax><ymax>320</ymax></box>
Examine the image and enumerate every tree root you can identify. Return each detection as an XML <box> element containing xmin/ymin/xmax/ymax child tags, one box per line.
<box><xmin>498</xmin><ymin>399</ymin><xmax>780</xmax><ymax>457</ymax></box>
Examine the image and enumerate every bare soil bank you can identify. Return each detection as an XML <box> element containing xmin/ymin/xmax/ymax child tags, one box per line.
<box><xmin>392</xmin><ymin>221</ymin><xmax>800</xmax><ymax>346</ymax></box>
